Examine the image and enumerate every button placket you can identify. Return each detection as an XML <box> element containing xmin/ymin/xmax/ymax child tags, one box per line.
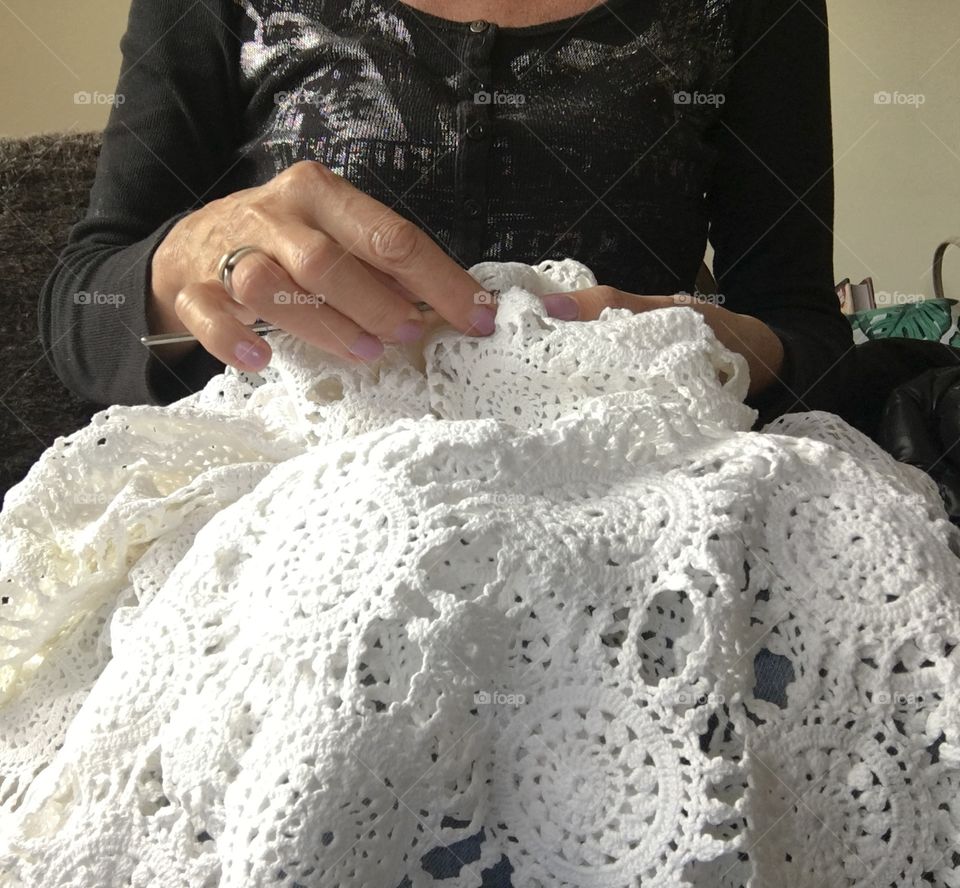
<box><xmin>451</xmin><ymin>21</ymin><xmax>496</xmax><ymax>264</ymax></box>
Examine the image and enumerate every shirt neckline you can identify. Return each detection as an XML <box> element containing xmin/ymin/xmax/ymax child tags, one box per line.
<box><xmin>389</xmin><ymin>0</ymin><xmax>634</xmax><ymax>36</ymax></box>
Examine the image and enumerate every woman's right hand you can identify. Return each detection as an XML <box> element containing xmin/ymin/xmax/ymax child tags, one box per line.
<box><xmin>148</xmin><ymin>160</ymin><xmax>497</xmax><ymax>371</ymax></box>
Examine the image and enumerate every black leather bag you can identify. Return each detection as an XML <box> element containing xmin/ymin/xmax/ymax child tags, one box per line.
<box><xmin>876</xmin><ymin>366</ymin><xmax>960</xmax><ymax>522</ymax></box>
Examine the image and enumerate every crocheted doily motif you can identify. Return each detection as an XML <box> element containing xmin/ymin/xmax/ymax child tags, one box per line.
<box><xmin>1</xmin><ymin>260</ymin><xmax>958</xmax><ymax>887</ymax></box>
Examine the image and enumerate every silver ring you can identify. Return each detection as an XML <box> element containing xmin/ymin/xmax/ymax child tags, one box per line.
<box><xmin>217</xmin><ymin>245</ymin><xmax>265</xmax><ymax>299</ymax></box>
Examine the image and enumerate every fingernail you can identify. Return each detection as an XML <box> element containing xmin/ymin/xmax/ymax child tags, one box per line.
<box><xmin>234</xmin><ymin>339</ymin><xmax>270</xmax><ymax>370</ymax></box>
<box><xmin>542</xmin><ymin>293</ymin><xmax>579</xmax><ymax>321</ymax></box>
<box><xmin>467</xmin><ymin>306</ymin><xmax>496</xmax><ymax>336</ymax></box>
<box><xmin>392</xmin><ymin>320</ymin><xmax>423</xmax><ymax>344</ymax></box>
<box><xmin>349</xmin><ymin>333</ymin><xmax>385</xmax><ymax>361</ymax></box>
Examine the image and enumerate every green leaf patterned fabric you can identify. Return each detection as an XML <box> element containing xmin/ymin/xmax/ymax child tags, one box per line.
<box><xmin>850</xmin><ymin>298</ymin><xmax>957</xmax><ymax>342</ymax></box>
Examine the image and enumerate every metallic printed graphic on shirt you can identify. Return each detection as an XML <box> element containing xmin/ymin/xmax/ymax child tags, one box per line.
<box><xmin>230</xmin><ymin>0</ymin><xmax>739</xmax><ymax>287</ymax></box>
<box><xmin>238</xmin><ymin>2</ymin><xmax>409</xmax><ymax>146</ymax></box>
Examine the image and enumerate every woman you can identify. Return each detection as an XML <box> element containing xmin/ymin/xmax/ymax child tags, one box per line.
<box><xmin>40</xmin><ymin>0</ymin><xmax>851</xmax><ymax>423</ymax></box>
<box><xmin>8</xmin><ymin>3</ymin><xmax>960</xmax><ymax>884</ymax></box>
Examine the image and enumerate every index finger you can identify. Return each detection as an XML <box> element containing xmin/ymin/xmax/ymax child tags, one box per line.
<box><xmin>281</xmin><ymin>162</ymin><xmax>497</xmax><ymax>336</ymax></box>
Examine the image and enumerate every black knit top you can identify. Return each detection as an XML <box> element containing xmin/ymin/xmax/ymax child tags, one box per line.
<box><xmin>39</xmin><ymin>0</ymin><xmax>852</xmax><ymax>422</ymax></box>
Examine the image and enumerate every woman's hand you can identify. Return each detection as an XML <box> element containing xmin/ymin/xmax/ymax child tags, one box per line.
<box><xmin>541</xmin><ymin>286</ymin><xmax>785</xmax><ymax>398</ymax></box>
<box><xmin>148</xmin><ymin>160</ymin><xmax>497</xmax><ymax>372</ymax></box>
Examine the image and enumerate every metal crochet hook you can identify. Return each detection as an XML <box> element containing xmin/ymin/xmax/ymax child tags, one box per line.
<box><xmin>140</xmin><ymin>301</ymin><xmax>436</xmax><ymax>347</ymax></box>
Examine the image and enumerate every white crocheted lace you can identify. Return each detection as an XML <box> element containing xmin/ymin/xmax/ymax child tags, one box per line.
<box><xmin>1</xmin><ymin>260</ymin><xmax>959</xmax><ymax>888</ymax></box>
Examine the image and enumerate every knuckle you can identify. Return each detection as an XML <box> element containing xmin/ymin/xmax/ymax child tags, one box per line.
<box><xmin>279</xmin><ymin>159</ymin><xmax>335</xmax><ymax>192</ymax></box>
<box><xmin>228</xmin><ymin>255</ymin><xmax>273</xmax><ymax>306</ymax></box>
<box><xmin>291</xmin><ymin>235</ymin><xmax>340</xmax><ymax>282</ymax></box>
<box><xmin>367</xmin><ymin>216</ymin><xmax>421</xmax><ymax>266</ymax></box>
<box><xmin>239</xmin><ymin>200</ymin><xmax>274</xmax><ymax>231</ymax></box>
<box><xmin>172</xmin><ymin>286</ymin><xmax>195</xmax><ymax>321</ymax></box>
<box><xmin>173</xmin><ymin>287</ymin><xmax>216</xmax><ymax>341</ymax></box>
<box><xmin>360</xmin><ymin>297</ymin><xmax>398</xmax><ymax>333</ymax></box>
<box><xmin>193</xmin><ymin>312</ymin><xmax>220</xmax><ymax>346</ymax></box>
<box><xmin>597</xmin><ymin>285</ymin><xmax>621</xmax><ymax>307</ymax></box>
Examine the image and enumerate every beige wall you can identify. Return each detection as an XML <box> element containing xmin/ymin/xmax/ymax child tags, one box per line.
<box><xmin>829</xmin><ymin>0</ymin><xmax>960</xmax><ymax>303</ymax></box>
<box><xmin>0</xmin><ymin>0</ymin><xmax>130</xmax><ymax>138</ymax></box>
<box><xmin>1</xmin><ymin>0</ymin><xmax>959</xmax><ymax>299</ymax></box>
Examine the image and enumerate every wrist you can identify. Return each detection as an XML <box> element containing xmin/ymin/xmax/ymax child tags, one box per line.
<box><xmin>149</xmin><ymin>219</ymin><xmax>189</xmax><ymax>318</ymax></box>
<box><xmin>147</xmin><ymin>218</ymin><xmax>196</xmax><ymax>362</ymax></box>
<box><xmin>740</xmin><ymin>315</ymin><xmax>785</xmax><ymax>398</ymax></box>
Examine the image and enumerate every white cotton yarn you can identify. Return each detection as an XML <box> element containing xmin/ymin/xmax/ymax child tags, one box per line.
<box><xmin>0</xmin><ymin>259</ymin><xmax>958</xmax><ymax>887</ymax></box>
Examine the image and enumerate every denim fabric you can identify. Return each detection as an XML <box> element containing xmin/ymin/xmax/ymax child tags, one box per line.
<box><xmin>752</xmin><ymin>647</ymin><xmax>795</xmax><ymax>708</ymax></box>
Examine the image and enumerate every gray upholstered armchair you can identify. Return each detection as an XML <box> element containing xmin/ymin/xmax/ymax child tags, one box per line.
<box><xmin>0</xmin><ymin>132</ymin><xmax>104</xmax><ymax>505</ymax></box>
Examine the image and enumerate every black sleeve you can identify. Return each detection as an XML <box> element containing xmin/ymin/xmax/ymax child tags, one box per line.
<box><xmin>705</xmin><ymin>0</ymin><xmax>855</xmax><ymax>425</ymax></box>
<box><xmin>38</xmin><ymin>0</ymin><xmax>241</xmax><ymax>406</ymax></box>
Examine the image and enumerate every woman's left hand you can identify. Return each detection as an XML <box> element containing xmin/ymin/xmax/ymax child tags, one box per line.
<box><xmin>541</xmin><ymin>286</ymin><xmax>785</xmax><ymax>398</ymax></box>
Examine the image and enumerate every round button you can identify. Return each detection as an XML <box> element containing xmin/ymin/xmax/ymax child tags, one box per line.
<box><xmin>466</xmin><ymin>121</ymin><xmax>487</xmax><ymax>140</ymax></box>
<box><xmin>469</xmin><ymin>19</ymin><xmax>489</xmax><ymax>32</ymax></box>
<box><xmin>463</xmin><ymin>198</ymin><xmax>482</xmax><ymax>218</ymax></box>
